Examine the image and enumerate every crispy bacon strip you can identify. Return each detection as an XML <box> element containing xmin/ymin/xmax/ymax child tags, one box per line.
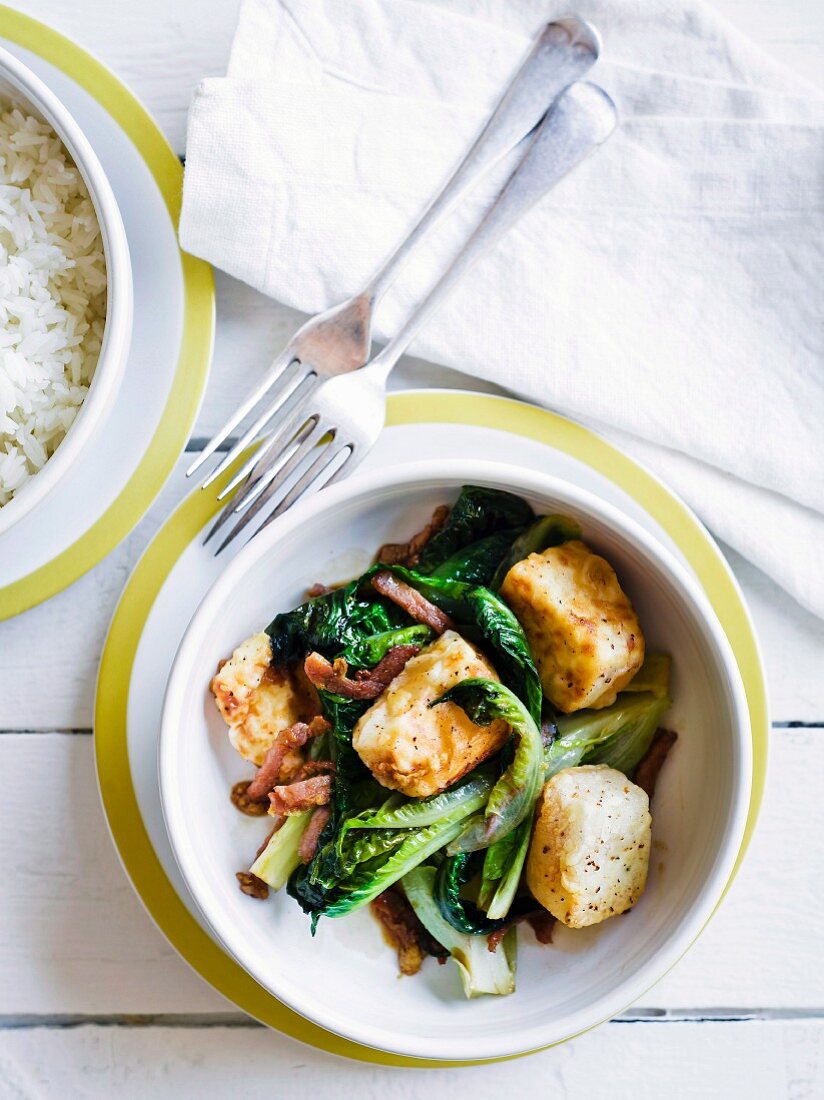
<box><xmin>298</xmin><ymin>805</ymin><xmax>331</xmax><ymax>864</ymax></box>
<box><xmin>371</xmin><ymin>571</ymin><xmax>455</xmax><ymax>634</ymax></box>
<box><xmin>303</xmin><ymin>645</ymin><xmax>421</xmax><ymax>699</ymax></box>
<box><xmin>236</xmin><ymin>871</ymin><xmax>269</xmax><ymax>900</ymax></box>
<box><xmin>371</xmin><ymin>887</ymin><xmax>448</xmax><ymax>975</ymax></box>
<box><xmin>634</xmin><ymin>728</ymin><xmax>678</xmax><ymax>800</ymax></box>
<box><xmin>377</xmin><ymin>505</ymin><xmax>450</xmax><ymax>567</ymax></box>
<box><xmin>291</xmin><ymin>759</ymin><xmax>336</xmax><ymax>782</ymax></box>
<box><xmin>269</xmin><ymin>773</ymin><xmax>334</xmax><ymax>816</ymax></box>
<box><xmin>246</xmin><ymin>715</ymin><xmax>331</xmax><ymax>801</ymax></box>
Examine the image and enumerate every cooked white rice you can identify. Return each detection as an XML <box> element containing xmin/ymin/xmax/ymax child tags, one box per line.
<box><xmin>0</xmin><ymin>97</ymin><xmax>107</xmax><ymax>506</ymax></box>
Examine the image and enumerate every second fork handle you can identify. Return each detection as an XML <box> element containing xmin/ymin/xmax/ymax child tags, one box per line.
<box><xmin>364</xmin><ymin>17</ymin><xmax>600</xmax><ymax>305</ymax></box>
<box><xmin>365</xmin><ymin>82</ymin><xmax>617</xmax><ymax>384</ymax></box>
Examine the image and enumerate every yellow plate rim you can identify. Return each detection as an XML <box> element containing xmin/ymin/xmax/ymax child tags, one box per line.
<box><xmin>95</xmin><ymin>391</ymin><xmax>768</xmax><ymax>1067</ymax></box>
<box><xmin>0</xmin><ymin>5</ymin><xmax>215</xmax><ymax>620</ymax></box>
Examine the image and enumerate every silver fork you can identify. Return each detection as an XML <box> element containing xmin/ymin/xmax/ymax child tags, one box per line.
<box><xmin>187</xmin><ymin>16</ymin><xmax>601</xmax><ymax>498</ymax></box>
<box><xmin>212</xmin><ymin>81</ymin><xmax>618</xmax><ymax>553</ymax></box>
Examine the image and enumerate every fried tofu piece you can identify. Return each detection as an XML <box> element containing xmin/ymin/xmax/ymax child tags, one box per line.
<box><xmin>527</xmin><ymin>765</ymin><xmax>651</xmax><ymax>928</ymax></box>
<box><xmin>500</xmin><ymin>540</ymin><xmax>644</xmax><ymax>713</ymax></box>
<box><xmin>352</xmin><ymin>630</ymin><xmax>509</xmax><ymax>798</ymax></box>
<box><xmin>210</xmin><ymin>632</ymin><xmax>319</xmax><ymax>765</ymax></box>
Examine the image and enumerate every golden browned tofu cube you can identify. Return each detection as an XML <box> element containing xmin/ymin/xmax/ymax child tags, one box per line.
<box><xmin>352</xmin><ymin>630</ymin><xmax>509</xmax><ymax>798</ymax></box>
<box><xmin>210</xmin><ymin>632</ymin><xmax>319</xmax><ymax>765</ymax></box>
<box><xmin>500</xmin><ymin>540</ymin><xmax>644</xmax><ymax>713</ymax></box>
<box><xmin>527</xmin><ymin>765</ymin><xmax>651</xmax><ymax>928</ymax></box>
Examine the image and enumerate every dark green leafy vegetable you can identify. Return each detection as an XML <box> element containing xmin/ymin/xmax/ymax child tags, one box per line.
<box><xmin>478</xmin><ymin>829</ymin><xmax>519</xmax><ymax>910</ymax></box>
<box><xmin>288</xmin><ymin>767</ymin><xmax>493</xmax><ymax>925</ymax></box>
<box><xmin>430</xmin><ymin>530</ymin><xmax>523</xmax><ymax>586</ymax></box>
<box><xmin>582</xmin><ymin>693</ymin><xmax>672</xmax><ymax>775</ymax></box>
<box><xmin>465</xmin><ymin>587</ymin><xmax>541</xmax><ymax>724</ymax></box>
<box><xmin>491</xmin><ymin>514</ymin><xmax>583</xmax><ymax>589</ymax></box>
<box><xmin>289</xmin><ymin>792</ymin><xmax>485</xmax><ymax>922</ymax></box>
<box><xmin>340</xmin><ymin>624</ymin><xmax>433</xmax><ymax>668</ymax></box>
<box><xmin>433</xmin><ymin>680</ymin><xmax>544</xmax><ymax>853</ymax></box>
<box><xmin>435</xmin><ymin>851</ymin><xmax>534</xmax><ymax>934</ymax></box>
<box><xmin>417</xmin><ymin>487</ymin><xmax>534</xmax><ymax>573</ymax></box>
<box><xmin>436</xmin><ymin>852</ymin><xmax>503</xmax><ymax>934</ymax></box>
<box><xmin>289</xmin><ymin>648</ymin><xmax>402</xmax><ymax>924</ymax></box>
<box><xmin>266</xmin><ymin>580</ymin><xmax>402</xmax><ymax>665</ymax></box>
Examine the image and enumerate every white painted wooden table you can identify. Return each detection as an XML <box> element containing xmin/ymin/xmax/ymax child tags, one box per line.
<box><xmin>3</xmin><ymin>2</ymin><xmax>823</xmax><ymax>1095</ymax></box>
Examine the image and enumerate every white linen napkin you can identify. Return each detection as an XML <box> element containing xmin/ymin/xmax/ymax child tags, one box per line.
<box><xmin>179</xmin><ymin>0</ymin><xmax>824</xmax><ymax>618</ymax></box>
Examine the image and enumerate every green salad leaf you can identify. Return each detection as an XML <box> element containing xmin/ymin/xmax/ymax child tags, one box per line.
<box><xmin>429</xmin><ymin>530</ymin><xmax>523</xmax><ymax>587</ymax></box>
<box><xmin>417</xmin><ymin>486</ymin><xmax>535</xmax><ymax>573</ymax></box>
<box><xmin>465</xmin><ymin>587</ymin><xmax>541</xmax><ymax>724</ymax></box>
<box><xmin>288</xmin><ymin>785</ymin><xmax>487</xmax><ymax>923</ymax></box>
<box><xmin>249</xmin><ymin>812</ymin><xmax>313</xmax><ymax>890</ymax></box>
<box><xmin>479</xmin><ymin>815</ymin><xmax>533</xmax><ymax>920</ymax></box>
<box><xmin>620</xmin><ymin>653</ymin><xmax>672</xmax><ymax>699</ymax></box>
<box><xmin>341</xmin><ymin>768</ymin><xmax>495</xmax><ymax>833</ymax></box>
<box><xmin>339</xmin><ymin>624</ymin><xmax>433</xmax><ymax>668</ymax></box>
<box><xmin>434</xmin><ymin>850</ymin><xmax>534</xmax><ymax>935</ymax></box>
<box><xmin>266</xmin><ymin>580</ymin><xmax>402</xmax><ymax>665</ymax></box>
<box><xmin>403</xmin><ymin>865</ymin><xmax>517</xmax><ymax>997</ymax></box>
<box><xmin>433</xmin><ymin>679</ymin><xmax>544</xmax><ymax>853</ymax></box>
<box><xmin>547</xmin><ymin>689</ymin><xmax>672</xmax><ymax>778</ymax></box>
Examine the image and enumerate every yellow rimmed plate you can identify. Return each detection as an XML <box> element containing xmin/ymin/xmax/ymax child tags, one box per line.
<box><xmin>95</xmin><ymin>391</ymin><xmax>767</xmax><ymax>1066</ymax></box>
<box><xmin>0</xmin><ymin>7</ymin><xmax>214</xmax><ymax>620</ymax></box>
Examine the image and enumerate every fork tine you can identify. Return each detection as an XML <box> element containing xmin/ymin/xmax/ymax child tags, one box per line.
<box><xmin>202</xmin><ymin>471</ymin><xmax>253</xmax><ymax>546</ymax></box>
<box><xmin>186</xmin><ymin>350</ymin><xmax>297</xmax><ymax>478</ymax></box>
<box><xmin>214</xmin><ymin>419</ymin><xmax>333</xmax><ymax>555</ymax></box>
<box><xmin>203</xmin><ymin>424</ymin><xmax>307</xmax><ymax>546</ymax></box>
<box><xmin>321</xmin><ymin>439</ymin><xmax>366</xmax><ymax>489</ymax></box>
<box><xmin>202</xmin><ymin>364</ymin><xmax>315</xmax><ymax>490</ymax></box>
<box><xmin>215</xmin><ymin>381</ymin><xmax>315</xmax><ymax>503</ymax></box>
<box><xmin>231</xmin><ymin>416</ymin><xmax>318</xmax><ymax>515</ymax></box>
<box><xmin>202</xmin><ymin>414</ymin><xmax>308</xmax><ymax>547</ymax></box>
<box><xmin>263</xmin><ymin>442</ymin><xmax>352</xmax><ymax>528</ymax></box>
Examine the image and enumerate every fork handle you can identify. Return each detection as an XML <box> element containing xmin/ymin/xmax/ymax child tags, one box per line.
<box><xmin>365</xmin><ymin>82</ymin><xmax>617</xmax><ymax>383</ymax></box>
<box><xmin>364</xmin><ymin>17</ymin><xmax>600</xmax><ymax>305</ymax></box>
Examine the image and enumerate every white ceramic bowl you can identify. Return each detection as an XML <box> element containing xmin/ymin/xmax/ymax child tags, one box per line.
<box><xmin>160</xmin><ymin>460</ymin><xmax>752</xmax><ymax>1062</ymax></box>
<box><xmin>0</xmin><ymin>45</ymin><xmax>132</xmax><ymax>536</ymax></box>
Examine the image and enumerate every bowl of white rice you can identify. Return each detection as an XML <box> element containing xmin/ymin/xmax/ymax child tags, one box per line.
<box><xmin>0</xmin><ymin>44</ymin><xmax>131</xmax><ymax>536</ymax></box>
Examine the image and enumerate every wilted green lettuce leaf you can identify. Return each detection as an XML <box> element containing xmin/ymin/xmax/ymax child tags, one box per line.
<box><xmin>548</xmin><ymin>691</ymin><xmax>672</xmax><ymax>777</ymax></box>
<box><xmin>249</xmin><ymin>812</ymin><xmax>313</xmax><ymax>890</ymax></box>
<box><xmin>433</xmin><ymin>679</ymin><xmax>544</xmax><ymax>853</ymax></box>
<box><xmin>429</xmin><ymin>530</ymin><xmax>523</xmax><ymax>586</ymax></box>
<box><xmin>266</xmin><ymin>581</ymin><xmax>402</xmax><ymax>666</ymax></box>
<box><xmin>417</xmin><ymin>486</ymin><xmax>535</xmax><ymax>573</ymax></box>
<box><xmin>403</xmin><ymin>865</ymin><xmax>517</xmax><ymax>998</ymax></box>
